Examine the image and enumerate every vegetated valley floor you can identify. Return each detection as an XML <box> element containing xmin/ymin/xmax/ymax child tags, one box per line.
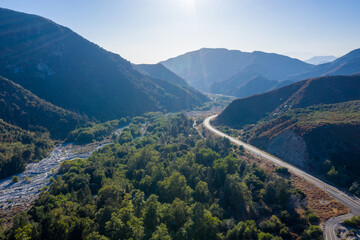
<box><xmin>0</xmin><ymin>109</ymin><xmax>349</xmax><ymax>239</ymax></box>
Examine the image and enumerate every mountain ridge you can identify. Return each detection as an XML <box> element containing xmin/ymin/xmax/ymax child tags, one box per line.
<box><xmin>0</xmin><ymin>7</ymin><xmax>208</xmax><ymax>121</ymax></box>
<box><xmin>289</xmin><ymin>48</ymin><xmax>360</xmax><ymax>81</ymax></box>
<box><xmin>161</xmin><ymin>47</ymin><xmax>312</xmax><ymax>96</ymax></box>
<box><xmin>216</xmin><ymin>75</ymin><xmax>360</xmax><ymax>128</ymax></box>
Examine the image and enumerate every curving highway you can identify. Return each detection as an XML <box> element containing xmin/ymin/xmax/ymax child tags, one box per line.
<box><xmin>203</xmin><ymin>114</ymin><xmax>360</xmax><ymax>240</ymax></box>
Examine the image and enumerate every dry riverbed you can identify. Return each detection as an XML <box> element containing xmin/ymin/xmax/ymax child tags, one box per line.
<box><xmin>0</xmin><ymin>138</ymin><xmax>116</xmax><ymax>222</ymax></box>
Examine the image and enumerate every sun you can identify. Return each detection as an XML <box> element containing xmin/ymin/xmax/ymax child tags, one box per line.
<box><xmin>177</xmin><ymin>0</ymin><xmax>196</xmax><ymax>14</ymax></box>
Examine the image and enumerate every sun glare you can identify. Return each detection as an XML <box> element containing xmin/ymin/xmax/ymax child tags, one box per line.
<box><xmin>177</xmin><ymin>0</ymin><xmax>196</xmax><ymax>15</ymax></box>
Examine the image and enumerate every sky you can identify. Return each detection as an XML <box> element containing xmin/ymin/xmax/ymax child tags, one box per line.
<box><xmin>0</xmin><ymin>0</ymin><xmax>359</xmax><ymax>64</ymax></box>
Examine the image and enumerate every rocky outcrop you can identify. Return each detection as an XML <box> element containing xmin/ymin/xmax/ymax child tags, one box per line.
<box><xmin>266</xmin><ymin>129</ymin><xmax>309</xmax><ymax>169</ymax></box>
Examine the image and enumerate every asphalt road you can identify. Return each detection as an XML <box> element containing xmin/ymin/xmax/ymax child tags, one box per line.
<box><xmin>324</xmin><ymin>214</ymin><xmax>353</xmax><ymax>240</ymax></box>
<box><xmin>203</xmin><ymin>115</ymin><xmax>360</xmax><ymax>240</ymax></box>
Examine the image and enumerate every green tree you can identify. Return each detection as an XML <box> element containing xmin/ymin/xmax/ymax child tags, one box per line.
<box><xmin>158</xmin><ymin>172</ymin><xmax>193</xmax><ymax>202</ymax></box>
<box><xmin>280</xmin><ymin>226</ymin><xmax>291</xmax><ymax>238</ymax></box>
<box><xmin>105</xmin><ymin>194</ymin><xmax>144</xmax><ymax>240</ymax></box>
<box><xmin>190</xmin><ymin>203</ymin><xmax>221</xmax><ymax>240</ymax></box>
<box><xmin>260</xmin><ymin>215</ymin><xmax>282</xmax><ymax>235</ymax></box>
<box><xmin>119</xmin><ymin>130</ymin><xmax>133</xmax><ymax>144</ymax></box>
<box><xmin>150</xmin><ymin>224</ymin><xmax>172</xmax><ymax>240</ymax></box>
<box><xmin>327</xmin><ymin>166</ymin><xmax>339</xmax><ymax>180</ymax></box>
<box><xmin>226</xmin><ymin>220</ymin><xmax>258</xmax><ymax>240</ymax></box>
<box><xmin>258</xmin><ymin>232</ymin><xmax>276</xmax><ymax>240</ymax></box>
<box><xmin>48</xmin><ymin>217</ymin><xmax>69</xmax><ymax>240</ymax></box>
<box><xmin>97</xmin><ymin>185</ymin><xmax>124</xmax><ymax>208</ymax></box>
<box><xmin>14</xmin><ymin>224</ymin><xmax>33</xmax><ymax>240</ymax></box>
<box><xmin>223</xmin><ymin>174</ymin><xmax>252</xmax><ymax>218</ymax></box>
<box><xmin>85</xmin><ymin>232</ymin><xmax>109</xmax><ymax>240</ymax></box>
<box><xmin>307</xmin><ymin>213</ymin><xmax>320</xmax><ymax>225</ymax></box>
<box><xmin>322</xmin><ymin>160</ymin><xmax>332</xmax><ymax>172</ymax></box>
<box><xmin>144</xmin><ymin>195</ymin><xmax>160</xmax><ymax>238</ymax></box>
<box><xmin>302</xmin><ymin>225</ymin><xmax>322</xmax><ymax>240</ymax></box>
<box><xmin>165</xmin><ymin>198</ymin><xmax>190</xmax><ymax>232</ymax></box>
<box><xmin>194</xmin><ymin>181</ymin><xmax>211</xmax><ymax>203</ymax></box>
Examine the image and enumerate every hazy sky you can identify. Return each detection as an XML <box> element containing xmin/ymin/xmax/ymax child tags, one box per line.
<box><xmin>1</xmin><ymin>0</ymin><xmax>359</xmax><ymax>63</ymax></box>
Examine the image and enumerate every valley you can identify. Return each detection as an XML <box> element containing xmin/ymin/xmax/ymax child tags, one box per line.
<box><xmin>0</xmin><ymin>4</ymin><xmax>359</xmax><ymax>240</ymax></box>
<box><xmin>0</xmin><ymin>113</ymin><xmax>327</xmax><ymax>239</ymax></box>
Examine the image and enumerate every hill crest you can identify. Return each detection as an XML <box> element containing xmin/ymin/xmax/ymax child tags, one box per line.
<box><xmin>216</xmin><ymin>75</ymin><xmax>360</xmax><ymax>128</ymax></box>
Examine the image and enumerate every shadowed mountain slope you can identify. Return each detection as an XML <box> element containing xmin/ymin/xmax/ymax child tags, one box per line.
<box><xmin>216</xmin><ymin>75</ymin><xmax>360</xmax><ymax>128</ymax></box>
<box><xmin>0</xmin><ymin>8</ymin><xmax>207</xmax><ymax>121</ymax></box>
<box><xmin>134</xmin><ymin>63</ymin><xmax>188</xmax><ymax>87</ymax></box>
<box><xmin>0</xmin><ymin>76</ymin><xmax>87</xmax><ymax>139</ymax></box>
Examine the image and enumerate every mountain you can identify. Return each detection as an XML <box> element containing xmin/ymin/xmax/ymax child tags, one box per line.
<box><xmin>216</xmin><ymin>75</ymin><xmax>360</xmax><ymax>128</ymax></box>
<box><xmin>290</xmin><ymin>49</ymin><xmax>360</xmax><ymax>81</ymax></box>
<box><xmin>234</xmin><ymin>76</ymin><xmax>279</xmax><ymax>98</ymax></box>
<box><xmin>0</xmin><ymin>76</ymin><xmax>87</xmax><ymax>139</ymax></box>
<box><xmin>0</xmin><ymin>75</ymin><xmax>86</xmax><ymax>179</ymax></box>
<box><xmin>211</xmin><ymin>75</ymin><xmax>279</xmax><ymax>97</ymax></box>
<box><xmin>161</xmin><ymin>48</ymin><xmax>313</xmax><ymax>92</ymax></box>
<box><xmin>304</xmin><ymin>56</ymin><xmax>337</xmax><ymax>65</ymax></box>
<box><xmin>216</xmin><ymin>75</ymin><xmax>360</xmax><ymax>194</ymax></box>
<box><xmin>0</xmin><ymin>75</ymin><xmax>87</xmax><ymax>180</ymax></box>
<box><xmin>244</xmin><ymin>101</ymin><xmax>360</xmax><ymax>190</ymax></box>
<box><xmin>210</xmin><ymin>70</ymin><xmax>294</xmax><ymax>99</ymax></box>
<box><xmin>134</xmin><ymin>63</ymin><xmax>188</xmax><ymax>87</ymax></box>
<box><xmin>134</xmin><ymin>63</ymin><xmax>208</xmax><ymax>103</ymax></box>
<box><xmin>0</xmin><ymin>8</ymin><xmax>207</xmax><ymax>121</ymax></box>
<box><xmin>210</xmin><ymin>71</ymin><xmax>266</xmax><ymax>96</ymax></box>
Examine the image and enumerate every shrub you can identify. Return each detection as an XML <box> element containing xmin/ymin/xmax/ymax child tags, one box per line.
<box><xmin>12</xmin><ymin>176</ymin><xmax>19</xmax><ymax>183</ymax></box>
<box><xmin>275</xmin><ymin>167</ymin><xmax>290</xmax><ymax>176</ymax></box>
<box><xmin>24</xmin><ymin>176</ymin><xmax>31</xmax><ymax>183</ymax></box>
<box><xmin>307</xmin><ymin>213</ymin><xmax>320</xmax><ymax>225</ymax></box>
<box><xmin>343</xmin><ymin>216</ymin><xmax>360</xmax><ymax>228</ymax></box>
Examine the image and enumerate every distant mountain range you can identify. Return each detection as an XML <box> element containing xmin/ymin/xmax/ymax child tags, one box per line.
<box><xmin>0</xmin><ymin>8</ymin><xmax>208</xmax><ymax>121</ymax></box>
<box><xmin>289</xmin><ymin>48</ymin><xmax>360</xmax><ymax>81</ymax></box>
<box><xmin>161</xmin><ymin>48</ymin><xmax>360</xmax><ymax>98</ymax></box>
<box><xmin>161</xmin><ymin>48</ymin><xmax>312</xmax><ymax>93</ymax></box>
<box><xmin>304</xmin><ymin>55</ymin><xmax>337</xmax><ymax>65</ymax></box>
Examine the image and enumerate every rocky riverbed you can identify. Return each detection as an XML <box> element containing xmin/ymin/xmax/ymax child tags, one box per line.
<box><xmin>0</xmin><ymin>140</ymin><xmax>111</xmax><ymax>221</ymax></box>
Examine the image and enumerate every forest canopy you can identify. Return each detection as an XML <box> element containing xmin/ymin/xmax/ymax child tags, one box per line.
<box><xmin>1</xmin><ymin>113</ymin><xmax>321</xmax><ymax>240</ymax></box>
